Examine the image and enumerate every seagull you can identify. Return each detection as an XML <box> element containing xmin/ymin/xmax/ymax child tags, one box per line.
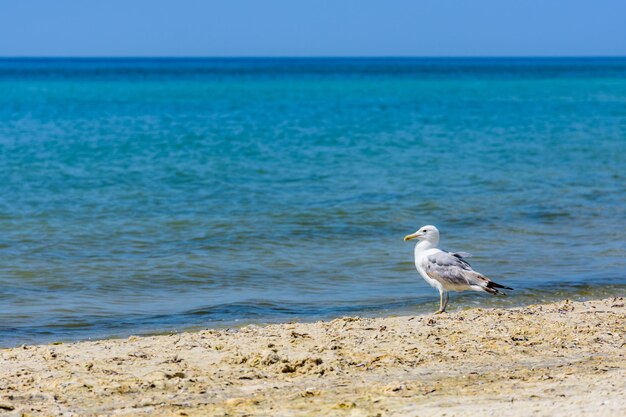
<box><xmin>404</xmin><ymin>225</ymin><xmax>512</xmax><ymax>314</ymax></box>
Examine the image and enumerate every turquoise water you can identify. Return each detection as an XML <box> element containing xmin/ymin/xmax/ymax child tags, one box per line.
<box><xmin>1</xmin><ymin>58</ymin><xmax>625</xmax><ymax>347</ymax></box>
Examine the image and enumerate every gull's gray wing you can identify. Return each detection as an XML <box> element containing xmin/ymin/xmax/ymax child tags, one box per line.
<box><xmin>421</xmin><ymin>250</ymin><xmax>512</xmax><ymax>293</ymax></box>
<box><xmin>421</xmin><ymin>250</ymin><xmax>483</xmax><ymax>288</ymax></box>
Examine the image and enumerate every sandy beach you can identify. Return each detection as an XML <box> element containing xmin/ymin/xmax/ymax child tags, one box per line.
<box><xmin>1</xmin><ymin>297</ymin><xmax>624</xmax><ymax>416</ymax></box>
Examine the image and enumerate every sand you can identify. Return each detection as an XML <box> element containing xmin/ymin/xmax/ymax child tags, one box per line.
<box><xmin>1</xmin><ymin>297</ymin><xmax>624</xmax><ymax>416</ymax></box>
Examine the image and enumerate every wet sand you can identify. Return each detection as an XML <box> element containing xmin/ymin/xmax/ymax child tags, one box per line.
<box><xmin>1</xmin><ymin>297</ymin><xmax>624</xmax><ymax>416</ymax></box>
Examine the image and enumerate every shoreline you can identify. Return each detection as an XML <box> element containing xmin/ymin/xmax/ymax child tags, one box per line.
<box><xmin>7</xmin><ymin>285</ymin><xmax>626</xmax><ymax>349</ymax></box>
<box><xmin>1</xmin><ymin>297</ymin><xmax>624</xmax><ymax>416</ymax></box>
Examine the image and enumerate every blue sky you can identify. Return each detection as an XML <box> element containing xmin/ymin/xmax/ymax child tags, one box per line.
<box><xmin>1</xmin><ymin>0</ymin><xmax>625</xmax><ymax>57</ymax></box>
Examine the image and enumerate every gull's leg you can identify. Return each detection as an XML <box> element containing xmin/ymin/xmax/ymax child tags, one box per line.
<box><xmin>435</xmin><ymin>291</ymin><xmax>445</xmax><ymax>314</ymax></box>
<box><xmin>442</xmin><ymin>292</ymin><xmax>449</xmax><ymax>312</ymax></box>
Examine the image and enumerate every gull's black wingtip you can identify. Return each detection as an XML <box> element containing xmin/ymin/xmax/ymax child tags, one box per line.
<box><xmin>487</xmin><ymin>281</ymin><xmax>514</xmax><ymax>291</ymax></box>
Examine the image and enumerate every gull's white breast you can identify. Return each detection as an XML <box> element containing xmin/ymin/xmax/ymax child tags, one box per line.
<box><xmin>414</xmin><ymin>248</ymin><xmax>443</xmax><ymax>292</ymax></box>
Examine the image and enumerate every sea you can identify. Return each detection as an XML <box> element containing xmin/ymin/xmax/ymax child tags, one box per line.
<box><xmin>0</xmin><ymin>58</ymin><xmax>625</xmax><ymax>347</ymax></box>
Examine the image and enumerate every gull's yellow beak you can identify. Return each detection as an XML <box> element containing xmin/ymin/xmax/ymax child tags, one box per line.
<box><xmin>404</xmin><ymin>232</ymin><xmax>421</xmax><ymax>241</ymax></box>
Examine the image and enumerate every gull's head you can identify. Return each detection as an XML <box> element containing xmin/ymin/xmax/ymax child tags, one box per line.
<box><xmin>404</xmin><ymin>225</ymin><xmax>440</xmax><ymax>243</ymax></box>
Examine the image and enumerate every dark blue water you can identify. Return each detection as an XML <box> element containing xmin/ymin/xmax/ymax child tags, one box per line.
<box><xmin>1</xmin><ymin>58</ymin><xmax>625</xmax><ymax>347</ymax></box>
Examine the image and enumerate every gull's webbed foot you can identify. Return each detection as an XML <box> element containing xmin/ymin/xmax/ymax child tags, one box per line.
<box><xmin>434</xmin><ymin>309</ymin><xmax>446</xmax><ymax>315</ymax></box>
